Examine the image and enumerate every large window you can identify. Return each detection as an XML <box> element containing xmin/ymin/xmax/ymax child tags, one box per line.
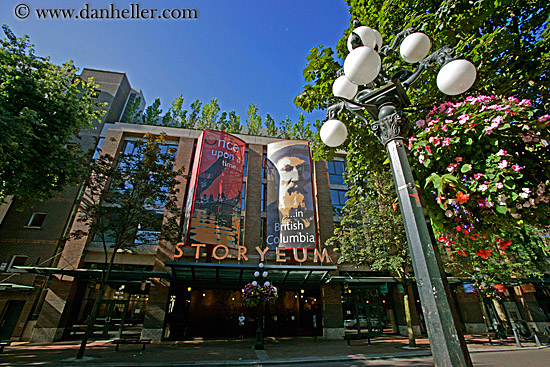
<box><xmin>330</xmin><ymin>189</ymin><xmax>348</xmax><ymax>216</ymax></box>
<box><xmin>328</xmin><ymin>160</ymin><xmax>346</xmax><ymax>186</ymax></box>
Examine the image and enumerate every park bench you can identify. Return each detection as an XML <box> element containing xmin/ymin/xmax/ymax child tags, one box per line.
<box><xmin>0</xmin><ymin>341</ymin><xmax>11</xmax><ymax>353</ymax></box>
<box><xmin>344</xmin><ymin>332</ymin><xmax>379</xmax><ymax>346</ymax></box>
<box><xmin>111</xmin><ymin>338</ymin><xmax>151</xmax><ymax>351</ymax></box>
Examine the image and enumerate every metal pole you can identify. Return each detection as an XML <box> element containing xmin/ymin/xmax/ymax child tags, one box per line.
<box><xmin>254</xmin><ymin>299</ymin><xmax>264</xmax><ymax>350</ymax></box>
<box><xmin>386</xmin><ymin>137</ymin><xmax>472</xmax><ymax>367</ymax></box>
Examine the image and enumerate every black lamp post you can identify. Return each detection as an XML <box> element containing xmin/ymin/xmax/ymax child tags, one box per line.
<box><xmin>253</xmin><ymin>262</ymin><xmax>269</xmax><ymax>350</ymax></box>
<box><xmin>320</xmin><ymin>20</ymin><xmax>476</xmax><ymax>367</ymax></box>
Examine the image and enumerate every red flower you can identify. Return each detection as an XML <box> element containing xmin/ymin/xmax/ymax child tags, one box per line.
<box><xmin>456</xmin><ymin>191</ymin><xmax>471</xmax><ymax>204</ymax></box>
<box><xmin>462</xmin><ymin>229</ymin><xmax>469</xmax><ymax>235</ymax></box>
<box><xmin>392</xmin><ymin>203</ymin><xmax>398</xmax><ymax>210</ymax></box>
<box><xmin>458</xmin><ymin>250</ymin><xmax>468</xmax><ymax>257</ymax></box>
<box><xmin>455</xmin><ymin>225</ymin><xmax>462</xmax><ymax>232</ymax></box>
<box><xmin>476</xmin><ymin>249</ymin><xmax>492</xmax><ymax>259</ymax></box>
<box><xmin>497</xmin><ymin>240</ymin><xmax>512</xmax><ymax>251</ymax></box>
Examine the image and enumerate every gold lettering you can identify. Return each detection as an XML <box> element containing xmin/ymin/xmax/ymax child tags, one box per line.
<box><xmin>213</xmin><ymin>245</ymin><xmax>229</xmax><ymax>260</ymax></box>
<box><xmin>238</xmin><ymin>246</ymin><xmax>248</xmax><ymax>261</ymax></box>
<box><xmin>276</xmin><ymin>247</ymin><xmax>287</xmax><ymax>262</ymax></box>
<box><xmin>174</xmin><ymin>242</ymin><xmax>184</xmax><ymax>259</ymax></box>
<box><xmin>314</xmin><ymin>248</ymin><xmax>331</xmax><ymax>263</ymax></box>
<box><xmin>293</xmin><ymin>248</ymin><xmax>307</xmax><ymax>263</ymax></box>
<box><xmin>191</xmin><ymin>243</ymin><xmax>206</xmax><ymax>259</ymax></box>
<box><xmin>255</xmin><ymin>246</ymin><xmax>269</xmax><ymax>262</ymax></box>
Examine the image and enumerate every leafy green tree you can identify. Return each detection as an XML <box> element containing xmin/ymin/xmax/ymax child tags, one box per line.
<box><xmin>264</xmin><ymin>113</ymin><xmax>278</xmax><ymax>137</ymax></box>
<box><xmin>73</xmin><ymin>133</ymin><xmax>184</xmax><ymax>359</ymax></box>
<box><xmin>188</xmin><ymin>99</ymin><xmax>202</xmax><ymax>129</ymax></box>
<box><xmin>163</xmin><ymin>94</ymin><xmax>188</xmax><ymax>128</ymax></box>
<box><xmin>143</xmin><ymin>98</ymin><xmax>163</xmax><ymax>125</ymax></box>
<box><xmin>246</xmin><ymin>104</ymin><xmax>262</xmax><ymax>135</ymax></box>
<box><xmin>0</xmin><ymin>25</ymin><xmax>104</xmax><ymax>202</ymax></box>
<box><xmin>198</xmin><ymin>97</ymin><xmax>221</xmax><ymax>130</ymax></box>
<box><xmin>328</xmin><ymin>168</ymin><xmax>419</xmax><ymax>346</ymax></box>
<box><xmin>296</xmin><ymin>0</ymin><xmax>550</xmax><ymax>337</ymax></box>
<box><xmin>226</xmin><ymin>110</ymin><xmax>242</xmax><ymax>134</ymax></box>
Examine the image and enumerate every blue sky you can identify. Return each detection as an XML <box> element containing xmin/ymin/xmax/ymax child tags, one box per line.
<box><xmin>0</xmin><ymin>0</ymin><xmax>351</xmax><ymax>127</ymax></box>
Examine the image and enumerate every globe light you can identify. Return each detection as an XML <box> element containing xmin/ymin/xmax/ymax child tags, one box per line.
<box><xmin>436</xmin><ymin>59</ymin><xmax>477</xmax><ymax>95</ymax></box>
<box><xmin>373</xmin><ymin>29</ymin><xmax>383</xmax><ymax>50</ymax></box>
<box><xmin>344</xmin><ymin>46</ymin><xmax>381</xmax><ymax>85</ymax></box>
<box><xmin>264</xmin><ymin>281</ymin><xmax>270</xmax><ymax>287</ymax></box>
<box><xmin>262</xmin><ymin>271</ymin><xmax>268</xmax><ymax>278</ymax></box>
<box><xmin>332</xmin><ymin>75</ymin><xmax>358</xmax><ymax>99</ymax></box>
<box><xmin>254</xmin><ymin>271</ymin><xmax>260</xmax><ymax>277</ymax></box>
<box><xmin>320</xmin><ymin>119</ymin><xmax>348</xmax><ymax>147</ymax></box>
<box><xmin>258</xmin><ymin>262</ymin><xmax>264</xmax><ymax>268</ymax></box>
<box><xmin>400</xmin><ymin>32</ymin><xmax>431</xmax><ymax>63</ymax></box>
<box><xmin>252</xmin><ymin>281</ymin><xmax>258</xmax><ymax>286</ymax></box>
<box><xmin>347</xmin><ymin>26</ymin><xmax>377</xmax><ymax>51</ymax></box>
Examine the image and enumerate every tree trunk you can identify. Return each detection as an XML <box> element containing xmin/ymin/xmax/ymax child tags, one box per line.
<box><xmin>403</xmin><ymin>282</ymin><xmax>416</xmax><ymax>347</ymax></box>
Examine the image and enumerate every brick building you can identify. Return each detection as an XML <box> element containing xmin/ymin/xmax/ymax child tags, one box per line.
<box><xmin>1</xmin><ymin>69</ymin><xmax>548</xmax><ymax>343</ymax></box>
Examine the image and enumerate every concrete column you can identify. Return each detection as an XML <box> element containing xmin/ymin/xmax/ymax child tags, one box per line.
<box><xmin>141</xmin><ymin>283</ymin><xmax>170</xmax><ymax>341</ymax></box>
<box><xmin>321</xmin><ymin>282</ymin><xmax>344</xmax><ymax>339</ymax></box>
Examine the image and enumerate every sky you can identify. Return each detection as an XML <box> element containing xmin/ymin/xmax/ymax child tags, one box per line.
<box><xmin>0</xmin><ymin>0</ymin><xmax>352</xmax><ymax>128</ymax></box>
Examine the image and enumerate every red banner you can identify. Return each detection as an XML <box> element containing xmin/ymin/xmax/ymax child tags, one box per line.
<box><xmin>183</xmin><ymin>130</ymin><xmax>246</xmax><ymax>248</ymax></box>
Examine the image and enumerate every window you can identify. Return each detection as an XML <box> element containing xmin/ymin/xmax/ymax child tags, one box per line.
<box><xmin>331</xmin><ymin>189</ymin><xmax>348</xmax><ymax>216</ymax></box>
<box><xmin>243</xmin><ymin>150</ymin><xmax>249</xmax><ymax>177</ymax></box>
<box><xmin>26</xmin><ymin>213</ymin><xmax>47</xmax><ymax>228</ymax></box>
<box><xmin>262</xmin><ymin>153</ymin><xmax>267</xmax><ymax>179</ymax></box>
<box><xmin>93</xmin><ymin>137</ymin><xmax>105</xmax><ymax>159</ymax></box>
<box><xmin>260</xmin><ymin>183</ymin><xmax>267</xmax><ymax>212</ymax></box>
<box><xmin>328</xmin><ymin>160</ymin><xmax>346</xmax><ymax>186</ymax></box>
<box><xmin>241</xmin><ymin>182</ymin><xmax>246</xmax><ymax>212</ymax></box>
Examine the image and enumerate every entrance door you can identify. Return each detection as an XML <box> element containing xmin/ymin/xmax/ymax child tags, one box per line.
<box><xmin>0</xmin><ymin>301</ymin><xmax>25</xmax><ymax>341</ymax></box>
<box><xmin>97</xmin><ymin>300</ymin><xmax>128</xmax><ymax>339</ymax></box>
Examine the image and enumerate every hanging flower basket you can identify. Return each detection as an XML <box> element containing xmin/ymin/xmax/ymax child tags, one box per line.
<box><xmin>242</xmin><ymin>282</ymin><xmax>278</xmax><ymax>306</ymax></box>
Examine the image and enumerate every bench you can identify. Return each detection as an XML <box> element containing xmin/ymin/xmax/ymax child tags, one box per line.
<box><xmin>0</xmin><ymin>341</ymin><xmax>11</xmax><ymax>353</ymax></box>
<box><xmin>111</xmin><ymin>338</ymin><xmax>151</xmax><ymax>351</ymax></box>
<box><xmin>344</xmin><ymin>333</ymin><xmax>378</xmax><ymax>346</ymax></box>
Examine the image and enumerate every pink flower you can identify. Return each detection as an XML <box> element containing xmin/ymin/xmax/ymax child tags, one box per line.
<box><xmin>538</xmin><ymin>114</ymin><xmax>550</xmax><ymax>123</ymax></box>
<box><xmin>419</xmin><ymin>154</ymin><xmax>425</xmax><ymax>163</ymax></box>
<box><xmin>484</xmin><ymin>126</ymin><xmax>493</xmax><ymax>134</ymax></box>
<box><xmin>458</xmin><ymin>114</ymin><xmax>471</xmax><ymax>124</ymax></box>
<box><xmin>478</xmin><ymin>199</ymin><xmax>487</xmax><ymax>208</ymax></box>
<box><xmin>479</xmin><ymin>184</ymin><xmax>488</xmax><ymax>192</ymax></box>
<box><xmin>474</xmin><ymin>173</ymin><xmax>483</xmax><ymax>180</ymax></box>
<box><xmin>522</xmin><ymin>134</ymin><xmax>534</xmax><ymax>142</ymax></box>
<box><xmin>455</xmin><ymin>157</ymin><xmax>463</xmax><ymax>162</ymax></box>
<box><xmin>445</xmin><ymin>108</ymin><xmax>454</xmax><ymax>116</ymax></box>
<box><xmin>492</xmin><ymin>116</ymin><xmax>504</xmax><ymax>125</ymax></box>
<box><xmin>442</xmin><ymin>137</ymin><xmax>451</xmax><ymax>147</ymax></box>
<box><xmin>447</xmin><ymin>163</ymin><xmax>458</xmax><ymax>172</ymax></box>
<box><xmin>429</xmin><ymin>136</ymin><xmax>441</xmax><ymax>146</ymax></box>
<box><xmin>441</xmin><ymin>124</ymin><xmax>448</xmax><ymax>132</ymax></box>
<box><xmin>496</xmin><ymin>182</ymin><xmax>503</xmax><ymax>189</ymax></box>
<box><xmin>425</xmin><ymin>145</ymin><xmax>432</xmax><ymax>154</ymax></box>
<box><xmin>416</xmin><ymin>120</ymin><xmax>425</xmax><ymax>127</ymax></box>
<box><xmin>512</xmin><ymin>165</ymin><xmax>522</xmax><ymax>171</ymax></box>
<box><xmin>508</xmin><ymin>96</ymin><xmax>519</xmax><ymax>103</ymax></box>
<box><xmin>498</xmin><ymin>160</ymin><xmax>508</xmax><ymax>169</ymax></box>
<box><xmin>496</xmin><ymin>149</ymin><xmax>507</xmax><ymax>156</ymax></box>
<box><xmin>519</xmin><ymin>99</ymin><xmax>532</xmax><ymax>107</ymax></box>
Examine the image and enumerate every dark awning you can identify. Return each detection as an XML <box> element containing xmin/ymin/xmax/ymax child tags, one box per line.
<box><xmin>165</xmin><ymin>262</ymin><xmax>337</xmax><ymax>289</ymax></box>
<box><xmin>11</xmin><ymin>266</ymin><xmax>171</xmax><ymax>281</ymax></box>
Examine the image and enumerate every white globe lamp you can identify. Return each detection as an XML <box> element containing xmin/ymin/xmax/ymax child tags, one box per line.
<box><xmin>437</xmin><ymin>59</ymin><xmax>477</xmax><ymax>95</ymax></box>
<box><xmin>347</xmin><ymin>26</ymin><xmax>377</xmax><ymax>51</ymax></box>
<box><xmin>344</xmin><ymin>46</ymin><xmax>381</xmax><ymax>85</ymax></box>
<box><xmin>320</xmin><ymin>119</ymin><xmax>348</xmax><ymax>147</ymax></box>
<box><xmin>252</xmin><ymin>281</ymin><xmax>258</xmax><ymax>286</ymax></box>
<box><xmin>373</xmin><ymin>29</ymin><xmax>383</xmax><ymax>50</ymax></box>
<box><xmin>400</xmin><ymin>32</ymin><xmax>431</xmax><ymax>63</ymax></box>
<box><xmin>332</xmin><ymin>75</ymin><xmax>358</xmax><ymax>99</ymax></box>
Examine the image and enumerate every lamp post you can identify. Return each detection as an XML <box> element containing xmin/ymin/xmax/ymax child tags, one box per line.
<box><xmin>320</xmin><ymin>20</ymin><xmax>476</xmax><ymax>367</ymax></box>
<box><xmin>253</xmin><ymin>263</ymin><xmax>269</xmax><ymax>350</ymax></box>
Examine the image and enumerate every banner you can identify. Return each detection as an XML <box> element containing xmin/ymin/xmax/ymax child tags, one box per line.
<box><xmin>266</xmin><ymin>140</ymin><xmax>317</xmax><ymax>249</ymax></box>
<box><xmin>184</xmin><ymin>130</ymin><xmax>246</xmax><ymax>248</ymax></box>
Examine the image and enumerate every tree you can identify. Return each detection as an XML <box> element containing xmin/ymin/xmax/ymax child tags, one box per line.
<box><xmin>0</xmin><ymin>25</ymin><xmax>104</xmax><ymax>202</ymax></box>
<box><xmin>296</xmin><ymin>0</ymin><xmax>550</xmax><ymax>337</ymax></box>
<box><xmin>327</xmin><ymin>168</ymin><xmax>419</xmax><ymax>346</ymax></box>
<box><xmin>198</xmin><ymin>97</ymin><xmax>221</xmax><ymax>130</ymax></box>
<box><xmin>73</xmin><ymin>133</ymin><xmax>184</xmax><ymax>359</ymax></box>
<box><xmin>246</xmin><ymin>104</ymin><xmax>262</xmax><ymax>136</ymax></box>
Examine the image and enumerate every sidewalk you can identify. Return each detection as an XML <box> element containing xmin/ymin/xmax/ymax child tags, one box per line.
<box><xmin>0</xmin><ymin>334</ymin><xmax>547</xmax><ymax>366</ymax></box>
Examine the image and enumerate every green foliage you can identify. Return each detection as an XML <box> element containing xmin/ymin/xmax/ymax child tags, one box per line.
<box><xmin>198</xmin><ymin>98</ymin><xmax>221</xmax><ymax>130</ymax></box>
<box><xmin>296</xmin><ymin>0</ymin><xmax>550</xmax><ymax>280</ymax></box>
<box><xmin>328</xmin><ymin>168</ymin><xmax>410</xmax><ymax>276</ymax></box>
<box><xmin>0</xmin><ymin>25</ymin><xmax>105</xmax><ymax>202</ymax></box>
<box><xmin>246</xmin><ymin>104</ymin><xmax>262</xmax><ymax>136</ymax></box>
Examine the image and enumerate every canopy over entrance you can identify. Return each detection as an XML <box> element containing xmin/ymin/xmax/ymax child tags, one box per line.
<box><xmin>165</xmin><ymin>262</ymin><xmax>337</xmax><ymax>289</ymax></box>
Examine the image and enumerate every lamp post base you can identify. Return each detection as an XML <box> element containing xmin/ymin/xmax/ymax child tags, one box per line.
<box><xmin>254</xmin><ymin>328</ymin><xmax>264</xmax><ymax>350</ymax></box>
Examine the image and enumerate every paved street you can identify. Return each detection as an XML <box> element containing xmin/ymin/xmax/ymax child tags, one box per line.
<box><xmin>0</xmin><ymin>334</ymin><xmax>548</xmax><ymax>366</ymax></box>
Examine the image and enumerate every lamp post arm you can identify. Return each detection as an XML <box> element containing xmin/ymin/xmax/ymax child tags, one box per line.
<box><xmin>402</xmin><ymin>45</ymin><xmax>457</xmax><ymax>88</ymax></box>
<box><xmin>379</xmin><ymin>27</ymin><xmax>415</xmax><ymax>58</ymax></box>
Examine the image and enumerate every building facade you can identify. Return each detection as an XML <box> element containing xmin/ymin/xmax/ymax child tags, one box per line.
<box><xmin>1</xmin><ymin>69</ymin><xmax>549</xmax><ymax>343</ymax></box>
